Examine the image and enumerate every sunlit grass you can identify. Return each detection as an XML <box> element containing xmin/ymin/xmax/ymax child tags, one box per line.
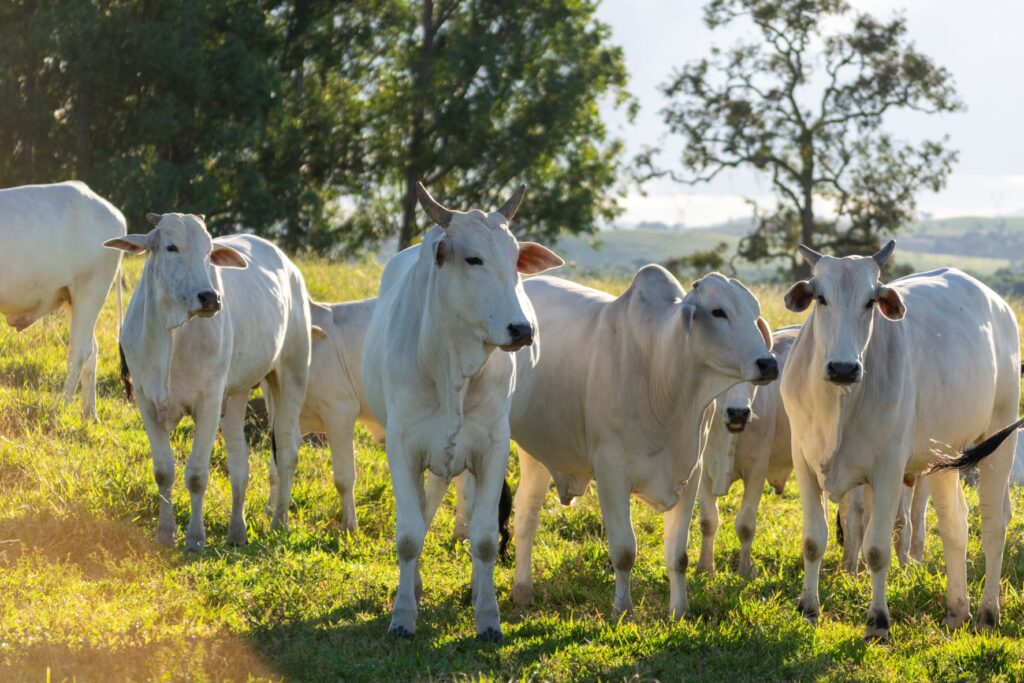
<box><xmin>0</xmin><ymin>258</ymin><xmax>1022</xmax><ymax>681</ymax></box>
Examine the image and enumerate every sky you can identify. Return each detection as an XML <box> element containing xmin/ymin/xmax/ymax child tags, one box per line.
<box><xmin>596</xmin><ymin>0</ymin><xmax>1024</xmax><ymax>227</ymax></box>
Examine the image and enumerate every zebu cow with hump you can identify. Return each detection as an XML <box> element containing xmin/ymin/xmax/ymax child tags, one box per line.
<box><xmin>0</xmin><ymin>181</ymin><xmax>126</xmax><ymax>420</ymax></box>
<box><xmin>361</xmin><ymin>183</ymin><xmax>562</xmax><ymax>641</ymax></box>
<box><xmin>508</xmin><ymin>268</ymin><xmax>778</xmax><ymax>619</ymax></box>
<box><xmin>105</xmin><ymin>214</ymin><xmax>313</xmax><ymax>551</ymax></box>
<box><xmin>697</xmin><ymin>326</ymin><xmax>798</xmax><ymax>577</ymax></box>
<box><xmin>781</xmin><ymin>241</ymin><xmax>1020</xmax><ymax>638</ymax></box>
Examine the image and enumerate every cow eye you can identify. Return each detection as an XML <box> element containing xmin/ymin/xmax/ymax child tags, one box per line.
<box><xmin>817</xmin><ymin>295</ymin><xmax>828</xmax><ymax>306</ymax></box>
<box><xmin>166</xmin><ymin>245</ymin><xmax>178</xmax><ymax>253</ymax></box>
<box><xmin>711</xmin><ymin>308</ymin><xmax>727</xmax><ymax>319</ymax></box>
<box><xmin>465</xmin><ymin>257</ymin><xmax>483</xmax><ymax>266</ymax></box>
<box><xmin>866</xmin><ymin>299</ymin><xmax>876</xmax><ymax>309</ymax></box>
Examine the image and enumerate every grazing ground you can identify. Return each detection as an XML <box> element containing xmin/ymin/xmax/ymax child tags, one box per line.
<box><xmin>1</xmin><ymin>258</ymin><xmax>1024</xmax><ymax>682</ymax></box>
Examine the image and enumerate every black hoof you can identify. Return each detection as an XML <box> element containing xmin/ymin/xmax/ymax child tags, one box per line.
<box><xmin>797</xmin><ymin>600</ymin><xmax>819</xmax><ymax>624</ymax></box>
<box><xmin>865</xmin><ymin>611</ymin><xmax>891</xmax><ymax>641</ymax></box>
<box><xmin>978</xmin><ymin>608</ymin><xmax>998</xmax><ymax>629</ymax></box>
<box><xmin>476</xmin><ymin>627</ymin><xmax>504</xmax><ymax>643</ymax></box>
<box><xmin>387</xmin><ymin>625</ymin><xmax>414</xmax><ymax>640</ymax></box>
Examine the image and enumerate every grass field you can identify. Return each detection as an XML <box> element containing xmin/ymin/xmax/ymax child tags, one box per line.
<box><xmin>2</xmin><ymin>258</ymin><xmax>1024</xmax><ymax>682</ymax></box>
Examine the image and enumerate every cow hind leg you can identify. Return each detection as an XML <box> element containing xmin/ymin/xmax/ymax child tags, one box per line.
<box><xmin>453</xmin><ymin>471</ymin><xmax>471</xmax><ymax>541</ymax></box>
<box><xmin>840</xmin><ymin>488</ymin><xmax>867</xmax><ymax>575</ymax></box>
<box><xmin>264</xmin><ymin>369</ymin><xmax>306</xmax><ymax>531</ymax></box>
<box><xmin>322</xmin><ymin>405</ymin><xmax>360</xmax><ymax>532</ymax></box>
<box><xmin>62</xmin><ymin>282</ymin><xmax>106</xmax><ymax>421</ymax></box>
<box><xmin>976</xmin><ymin>413</ymin><xmax>1017</xmax><ymax>629</ymax></box>
<box><xmin>221</xmin><ymin>392</ymin><xmax>250</xmax><ymax>546</ymax></box>
<box><xmin>695</xmin><ymin>470</ymin><xmax>719</xmax><ymax>576</ymax></box>
<box><xmin>928</xmin><ymin>468</ymin><xmax>970</xmax><ymax>628</ymax></box>
<box><xmin>893</xmin><ymin>484</ymin><xmax>913</xmax><ymax>567</ymax></box>
<box><xmin>909</xmin><ymin>477</ymin><xmax>929</xmax><ymax>563</ymax></box>
<box><xmin>511</xmin><ymin>448</ymin><xmax>550</xmax><ymax>607</ymax></box>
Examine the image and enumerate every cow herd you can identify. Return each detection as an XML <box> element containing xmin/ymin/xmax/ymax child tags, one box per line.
<box><xmin>1</xmin><ymin>180</ymin><xmax>1021</xmax><ymax>644</ymax></box>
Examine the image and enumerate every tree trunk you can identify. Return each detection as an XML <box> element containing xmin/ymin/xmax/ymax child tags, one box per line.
<box><xmin>398</xmin><ymin>0</ymin><xmax>435</xmax><ymax>249</ymax></box>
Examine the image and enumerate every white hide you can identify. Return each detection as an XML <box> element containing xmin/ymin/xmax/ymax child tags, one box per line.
<box><xmin>0</xmin><ymin>181</ymin><xmax>125</xmax><ymax>419</ymax></box>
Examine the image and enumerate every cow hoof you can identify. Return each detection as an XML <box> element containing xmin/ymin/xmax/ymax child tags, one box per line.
<box><xmin>453</xmin><ymin>522</ymin><xmax>469</xmax><ymax>542</ymax></box>
<box><xmin>226</xmin><ymin>527</ymin><xmax>248</xmax><ymax>547</ymax></box>
<box><xmin>511</xmin><ymin>583</ymin><xmax>533</xmax><ymax>607</ymax></box>
<box><xmin>942</xmin><ymin>611</ymin><xmax>970</xmax><ymax>629</ymax></box>
<box><xmin>738</xmin><ymin>562</ymin><xmax>756</xmax><ymax>579</ymax></box>
<box><xmin>387</xmin><ymin>624</ymin><xmax>414</xmax><ymax>640</ymax></box>
<box><xmin>865</xmin><ymin>611</ymin><xmax>890</xmax><ymax>641</ymax></box>
<box><xmin>339</xmin><ymin>518</ymin><xmax>357</xmax><ymax>534</ymax></box>
<box><xmin>694</xmin><ymin>563</ymin><xmax>715</xmax><ymax>577</ymax></box>
<box><xmin>977</xmin><ymin>608</ymin><xmax>999</xmax><ymax>630</ymax></box>
<box><xmin>797</xmin><ymin>599</ymin><xmax>819</xmax><ymax>625</ymax></box>
<box><xmin>184</xmin><ymin>539</ymin><xmax>205</xmax><ymax>553</ymax></box>
<box><xmin>155</xmin><ymin>529</ymin><xmax>175</xmax><ymax>547</ymax></box>
<box><xmin>476</xmin><ymin>627</ymin><xmax>503</xmax><ymax>643</ymax></box>
<box><xmin>611</xmin><ymin>604</ymin><xmax>634</xmax><ymax>622</ymax></box>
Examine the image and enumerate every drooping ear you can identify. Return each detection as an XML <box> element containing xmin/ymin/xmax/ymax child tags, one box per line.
<box><xmin>872</xmin><ymin>239</ymin><xmax>896</xmax><ymax>269</ymax></box>
<box><xmin>416</xmin><ymin>182</ymin><xmax>454</xmax><ymax>227</ymax></box>
<box><xmin>756</xmin><ymin>316</ymin><xmax>773</xmax><ymax>351</ymax></box>
<box><xmin>210</xmin><ymin>245</ymin><xmax>248</xmax><ymax>269</ymax></box>
<box><xmin>498</xmin><ymin>184</ymin><xmax>527</xmax><ymax>221</ymax></box>
<box><xmin>517</xmin><ymin>242</ymin><xmax>564</xmax><ymax>275</ymax></box>
<box><xmin>311</xmin><ymin>325</ymin><xmax>328</xmax><ymax>341</ymax></box>
<box><xmin>681</xmin><ymin>290</ymin><xmax>698</xmax><ymax>334</ymax></box>
<box><xmin>784</xmin><ymin>280</ymin><xmax>815</xmax><ymax>312</ymax></box>
<box><xmin>798</xmin><ymin>244</ymin><xmax>824</xmax><ymax>268</ymax></box>
<box><xmin>146</xmin><ymin>213</ymin><xmax>163</xmax><ymax>226</ymax></box>
<box><xmin>433</xmin><ymin>235</ymin><xmax>450</xmax><ymax>267</ymax></box>
<box><xmin>103</xmin><ymin>231</ymin><xmax>153</xmax><ymax>254</ymax></box>
<box><xmin>876</xmin><ymin>284</ymin><xmax>906</xmax><ymax>320</ymax></box>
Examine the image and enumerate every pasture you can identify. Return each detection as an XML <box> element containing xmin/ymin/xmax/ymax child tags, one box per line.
<box><xmin>2</xmin><ymin>259</ymin><xmax>1024</xmax><ymax>682</ymax></box>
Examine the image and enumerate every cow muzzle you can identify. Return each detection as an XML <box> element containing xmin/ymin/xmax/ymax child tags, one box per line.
<box><xmin>724</xmin><ymin>407</ymin><xmax>751</xmax><ymax>433</ymax></box>
<box><xmin>752</xmin><ymin>356</ymin><xmax>778</xmax><ymax>385</ymax></box>
<box><xmin>826</xmin><ymin>360</ymin><xmax>861</xmax><ymax>385</ymax></box>
<box><xmin>192</xmin><ymin>290</ymin><xmax>222</xmax><ymax>318</ymax></box>
<box><xmin>500</xmin><ymin>322</ymin><xmax>534</xmax><ymax>351</ymax></box>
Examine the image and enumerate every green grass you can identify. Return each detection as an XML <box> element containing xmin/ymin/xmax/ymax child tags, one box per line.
<box><xmin>2</xmin><ymin>259</ymin><xmax>1024</xmax><ymax>681</ymax></box>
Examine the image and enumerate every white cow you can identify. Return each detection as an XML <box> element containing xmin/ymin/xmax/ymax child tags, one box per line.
<box><xmin>697</xmin><ymin>326</ymin><xmax>798</xmax><ymax>577</ymax></box>
<box><xmin>508</xmin><ymin>268</ymin><xmax>778</xmax><ymax>619</ymax></box>
<box><xmin>362</xmin><ymin>183</ymin><xmax>562</xmax><ymax>641</ymax></box>
<box><xmin>1</xmin><ymin>181</ymin><xmax>125</xmax><ymax>419</ymax></box>
<box><xmin>781</xmin><ymin>241</ymin><xmax>1019</xmax><ymax>638</ymax></box>
<box><xmin>105</xmin><ymin>214</ymin><xmax>312</xmax><ymax>551</ymax></box>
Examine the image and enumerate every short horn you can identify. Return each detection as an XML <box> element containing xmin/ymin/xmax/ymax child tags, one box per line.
<box><xmin>798</xmin><ymin>244</ymin><xmax>824</xmax><ymax>268</ymax></box>
<box><xmin>498</xmin><ymin>184</ymin><xmax>527</xmax><ymax>221</ymax></box>
<box><xmin>415</xmin><ymin>182</ymin><xmax>453</xmax><ymax>227</ymax></box>
<box><xmin>872</xmin><ymin>239</ymin><xmax>896</xmax><ymax>268</ymax></box>
<box><xmin>146</xmin><ymin>213</ymin><xmax>163</xmax><ymax>226</ymax></box>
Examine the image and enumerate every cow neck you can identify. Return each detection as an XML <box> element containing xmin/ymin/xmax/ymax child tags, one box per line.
<box><xmin>802</xmin><ymin>316</ymin><xmax>860</xmax><ymax>467</ymax></box>
<box><xmin>135</xmin><ymin>258</ymin><xmax>177</xmax><ymax>422</ymax></box>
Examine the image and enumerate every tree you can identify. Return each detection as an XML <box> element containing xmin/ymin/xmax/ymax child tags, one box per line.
<box><xmin>388</xmin><ymin>0</ymin><xmax>635</xmax><ymax>249</ymax></box>
<box><xmin>645</xmin><ymin>0</ymin><xmax>962</xmax><ymax>277</ymax></box>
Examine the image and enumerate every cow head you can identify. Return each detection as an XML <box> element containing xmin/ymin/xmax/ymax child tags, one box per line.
<box><xmin>683</xmin><ymin>273</ymin><xmax>777</xmax><ymax>385</ymax></box>
<box><xmin>783</xmin><ymin>240</ymin><xmax>906</xmax><ymax>385</ymax></box>
<box><xmin>103</xmin><ymin>213</ymin><xmax>247</xmax><ymax>329</ymax></box>
<box><xmin>721</xmin><ymin>381</ymin><xmax>757</xmax><ymax>433</ymax></box>
<box><xmin>416</xmin><ymin>183</ymin><xmax>563</xmax><ymax>351</ymax></box>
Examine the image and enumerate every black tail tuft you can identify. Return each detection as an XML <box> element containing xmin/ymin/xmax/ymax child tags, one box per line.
<box><xmin>835</xmin><ymin>508</ymin><xmax>844</xmax><ymax>547</ymax></box>
<box><xmin>498</xmin><ymin>478</ymin><xmax>513</xmax><ymax>564</ymax></box>
<box><xmin>1019</xmin><ymin>361</ymin><xmax>1023</xmax><ymax>377</ymax></box>
<box><xmin>271</xmin><ymin>430</ymin><xmax>278</xmax><ymax>465</ymax></box>
<box><xmin>929</xmin><ymin>417</ymin><xmax>1024</xmax><ymax>474</ymax></box>
<box><xmin>119</xmin><ymin>343</ymin><xmax>134</xmax><ymax>403</ymax></box>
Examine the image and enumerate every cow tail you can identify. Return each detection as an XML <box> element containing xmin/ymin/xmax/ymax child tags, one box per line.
<box><xmin>116</xmin><ymin>263</ymin><xmax>123</xmax><ymax>334</ymax></box>
<box><xmin>929</xmin><ymin>417</ymin><xmax>1024</xmax><ymax>474</ymax></box>
<box><xmin>119</xmin><ymin>343</ymin><xmax>134</xmax><ymax>403</ymax></box>
<box><xmin>498</xmin><ymin>477</ymin><xmax>513</xmax><ymax>564</ymax></box>
<box><xmin>271</xmin><ymin>429</ymin><xmax>278</xmax><ymax>465</ymax></box>
<box><xmin>835</xmin><ymin>508</ymin><xmax>844</xmax><ymax>547</ymax></box>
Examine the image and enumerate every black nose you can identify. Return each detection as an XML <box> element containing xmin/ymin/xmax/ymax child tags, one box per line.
<box><xmin>826</xmin><ymin>361</ymin><xmax>861</xmax><ymax>384</ymax></box>
<box><xmin>197</xmin><ymin>290</ymin><xmax>220</xmax><ymax>310</ymax></box>
<box><xmin>756</xmin><ymin>356</ymin><xmax>779</xmax><ymax>381</ymax></box>
<box><xmin>507</xmin><ymin>322</ymin><xmax>534</xmax><ymax>346</ymax></box>
<box><xmin>726</xmin><ymin>407</ymin><xmax>751</xmax><ymax>424</ymax></box>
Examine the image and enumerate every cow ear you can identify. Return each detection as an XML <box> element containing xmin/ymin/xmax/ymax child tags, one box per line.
<box><xmin>784</xmin><ymin>280</ymin><xmax>815</xmax><ymax>312</ymax></box>
<box><xmin>681</xmin><ymin>291</ymin><xmax>698</xmax><ymax>334</ymax></box>
<box><xmin>434</xmin><ymin>235</ymin><xmax>450</xmax><ymax>267</ymax></box>
<box><xmin>311</xmin><ymin>325</ymin><xmax>328</xmax><ymax>341</ymax></box>
<box><xmin>103</xmin><ymin>232</ymin><xmax>152</xmax><ymax>254</ymax></box>
<box><xmin>195</xmin><ymin>213</ymin><xmax>207</xmax><ymax>223</ymax></box>
<box><xmin>146</xmin><ymin>213</ymin><xmax>162</xmax><ymax>226</ymax></box>
<box><xmin>876</xmin><ymin>285</ymin><xmax>906</xmax><ymax>320</ymax></box>
<box><xmin>757</xmin><ymin>316</ymin><xmax>773</xmax><ymax>351</ymax></box>
<box><xmin>517</xmin><ymin>242</ymin><xmax>563</xmax><ymax>275</ymax></box>
<box><xmin>210</xmin><ymin>245</ymin><xmax>248</xmax><ymax>269</ymax></box>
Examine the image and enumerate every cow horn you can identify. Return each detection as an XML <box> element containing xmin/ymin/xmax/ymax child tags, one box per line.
<box><xmin>872</xmin><ymin>239</ymin><xmax>896</xmax><ymax>268</ymax></box>
<box><xmin>798</xmin><ymin>244</ymin><xmax>824</xmax><ymax>268</ymax></box>
<box><xmin>146</xmin><ymin>213</ymin><xmax>163</xmax><ymax>226</ymax></box>
<box><xmin>416</xmin><ymin>182</ymin><xmax>453</xmax><ymax>228</ymax></box>
<box><xmin>498</xmin><ymin>184</ymin><xmax>527</xmax><ymax>221</ymax></box>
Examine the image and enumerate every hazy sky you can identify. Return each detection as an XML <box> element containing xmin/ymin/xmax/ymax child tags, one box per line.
<box><xmin>596</xmin><ymin>0</ymin><xmax>1024</xmax><ymax>226</ymax></box>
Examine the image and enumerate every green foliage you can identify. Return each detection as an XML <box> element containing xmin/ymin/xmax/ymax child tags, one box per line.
<box><xmin>0</xmin><ymin>1</ymin><xmax>630</xmax><ymax>253</ymax></box>
<box><xmin>646</xmin><ymin>0</ymin><xmax>962</xmax><ymax>277</ymax></box>
<box><xmin>663</xmin><ymin>241</ymin><xmax>731</xmax><ymax>279</ymax></box>
<box><xmin>2</xmin><ymin>261</ymin><xmax>1024</xmax><ymax>680</ymax></box>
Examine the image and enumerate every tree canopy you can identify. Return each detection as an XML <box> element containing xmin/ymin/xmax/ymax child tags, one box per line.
<box><xmin>645</xmin><ymin>0</ymin><xmax>962</xmax><ymax>277</ymax></box>
<box><xmin>0</xmin><ymin>0</ymin><xmax>632</xmax><ymax>253</ymax></box>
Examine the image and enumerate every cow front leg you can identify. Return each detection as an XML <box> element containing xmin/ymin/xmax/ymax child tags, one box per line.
<box><xmin>137</xmin><ymin>396</ymin><xmax>176</xmax><ymax>546</ymax></box>
<box><xmin>695</xmin><ymin>468</ymin><xmax>719</xmax><ymax>575</ymax></box>
<box><xmin>183</xmin><ymin>398</ymin><xmax>222</xmax><ymax>552</ymax></box>
<box><xmin>928</xmin><ymin>468</ymin><xmax>970</xmax><ymax>628</ymax></box>
<box><xmin>511</xmin><ymin>447</ymin><xmax>550</xmax><ymax>606</ymax></box>
<box><xmin>793</xmin><ymin>448</ymin><xmax>827</xmax><ymax>624</ymax></box>
<box><xmin>595</xmin><ymin>462</ymin><xmax>636</xmax><ymax>619</ymax></box>
<box><xmin>664</xmin><ymin>461</ymin><xmax>701</xmax><ymax>619</ymax></box>
<box><xmin>221</xmin><ymin>392</ymin><xmax>250</xmax><ymax>546</ymax></box>
<box><xmin>468</xmin><ymin>441</ymin><xmax>510</xmax><ymax>642</ymax></box>
<box><xmin>386</xmin><ymin>440</ymin><xmax>427</xmax><ymax>638</ymax></box>
<box><xmin>862</xmin><ymin>471</ymin><xmax>903</xmax><ymax>640</ymax></box>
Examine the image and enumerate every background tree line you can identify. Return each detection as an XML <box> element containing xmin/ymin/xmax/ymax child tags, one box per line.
<box><xmin>0</xmin><ymin>0</ymin><xmax>633</xmax><ymax>253</ymax></box>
